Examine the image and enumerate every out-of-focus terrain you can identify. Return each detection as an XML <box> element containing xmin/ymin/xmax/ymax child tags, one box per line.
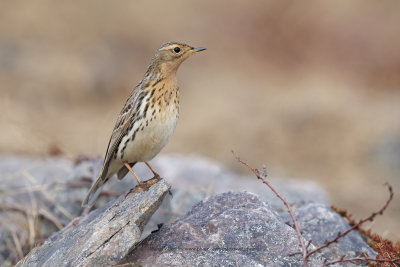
<box><xmin>0</xmin><ymin>1</ymin><xmax>399</xmax><ymax>240</ymax></box>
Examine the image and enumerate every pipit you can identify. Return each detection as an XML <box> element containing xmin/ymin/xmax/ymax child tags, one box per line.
<box><xmin>82</xmin><ymin>42</ymin><xmax>205</xmax><ymax>206</ymax></box>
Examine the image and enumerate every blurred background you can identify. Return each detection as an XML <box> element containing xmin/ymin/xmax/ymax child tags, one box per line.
<box><xmin>0</xmin><ymin>1</ymin><xmax>399</xmax><ymax>240</ymax></box>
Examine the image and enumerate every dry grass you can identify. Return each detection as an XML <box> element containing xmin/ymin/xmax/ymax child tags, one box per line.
<box><xmin>0</xmin><ymin>1</ymin><xmax>399</xmax><ymax>241</ymax></box>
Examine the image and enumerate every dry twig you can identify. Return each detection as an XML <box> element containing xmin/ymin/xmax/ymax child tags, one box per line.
<box><xmin>323</xmin><ymin>256</ymin><xmax>399</xmax><ymax>266</ymax></box>
<box><xmin>233</xmin><ymin>152</ymin><xmax>308</xmax><ymax>266</ymax></box>
<box><xmin>234</xmin><ymin>152</ymin><xmax>398</xmax><ymax>267</ymax></box>
<box><xmin>304</xmin><ymin>183</ymin><xmax>395</xmax><ymax>263</ymax></box>
<box><xmin>10</xmin><ymin>229</ymin><xmax>24</xmax><ymax>259</ymax></box>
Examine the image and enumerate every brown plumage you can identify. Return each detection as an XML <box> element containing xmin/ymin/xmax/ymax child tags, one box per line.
<box><xmin>82</xmin><ymin>42</ymin><xmax>206</xmax><ymax>206</ymax></box>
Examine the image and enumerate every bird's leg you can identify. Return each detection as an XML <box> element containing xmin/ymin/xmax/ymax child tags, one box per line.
<box><xmin>123</xmin><ymin>161</ymin><xmax>160</xmax><ymax>196</ymax></box>
<box><xmin>145</xmin><ymin>162</ymin><xmax>160</xmax><ymax>179</ymax></box>
<box><xmin>123</xmin><ymin>161</ymin><xmax>143</xmax><ymax>184</ymax></box>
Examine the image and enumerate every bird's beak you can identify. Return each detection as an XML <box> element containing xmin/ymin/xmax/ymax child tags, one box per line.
<box><xmin>190</xmin><ymin>46</ymin><xmax>206</xmax><ymax>53</ymax></box>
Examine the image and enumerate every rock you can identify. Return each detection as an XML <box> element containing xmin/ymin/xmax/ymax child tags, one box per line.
<box><xmin>0</xmin><ymin>155</ymin><xmax>149</xmax><ymax>265</ymax></box>
<box><xmin>142</xmin><ymin>154</ymin><xmax>328</xmax><ymax>236</ymax></box>
<box><xmin>0</xmin><ymin>155</ymin><xmax>79</xmax><ymax>265</ymax></box>
<box><xmin>293</xmin><ymin>203</ymin><xmax>377</xmax><ymax>264</ymax></box>
<box><xmin>122</xmin><ymin>191</ymin><xmax>324</xmax><ymax>266</ymax></box>
<box><xmin>0</xmin><ymin>154</ymin><xmax>373</xmax><ymax>266</ymax></box>
<box><xmin>16</xmin><ymin>178</ymin><xmax>170</xmax><ymax>267</ymax></box>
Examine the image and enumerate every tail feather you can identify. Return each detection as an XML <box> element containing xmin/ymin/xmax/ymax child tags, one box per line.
<box><xmin>82</xmin><ymin>174</ymin><xmax>106</xmax><ymax>207</ymax></box>
<box><xmin>81</xmin><ymin>161</ymin><xmax>135</xmax><ymax>207</ymax></box>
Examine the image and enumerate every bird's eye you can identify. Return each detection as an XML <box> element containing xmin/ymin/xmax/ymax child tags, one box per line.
<box><xmin>173</xmin><ymin>47</ymin><xmax>181</xmax><ymax>53</ymax></box>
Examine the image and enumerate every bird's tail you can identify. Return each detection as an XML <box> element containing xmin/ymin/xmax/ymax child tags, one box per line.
<box><xmin>81</xmin><ymin>169</ymin><xmax>107</xmax><ymax>207</ymax></box>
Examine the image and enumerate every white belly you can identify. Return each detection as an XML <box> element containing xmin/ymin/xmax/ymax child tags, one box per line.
<box><xmin>121</xmin><ymin>108</ymin><xmax>178</xmax><ymax>163</ymax></box>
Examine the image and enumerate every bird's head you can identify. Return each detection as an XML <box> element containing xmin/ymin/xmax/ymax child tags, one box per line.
<box><xmin>152</xmin><ymin>42</ymin><xmax>206</xmax><ymax>76</ymax></box>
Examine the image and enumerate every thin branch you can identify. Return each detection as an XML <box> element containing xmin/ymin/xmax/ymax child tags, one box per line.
<box><xmin>306</xmin><ymin>240</ymin><xmax>312</xmax><ymax>250</ymax></box>
<box><xmin>22</xmin><ymin>170</ymin><xmax>74</xmax><ymax>220</ymax></box>
<box><xmin>38</xmin><ymin>207</ymin><xmax>65</xmax><ymax>229</ymax></box>
<box><xmin>305</xmin><ymin>183</ymin><xmax>394</xmax><ymax>261</ymax></box>
<box><xmin>10</xmin><ymin>230</ymin><xmax>24</xmax><ymax>260</ymax></box>
<box><xmin>323</xmin><ymin>256</ymin><xmax>400</xmax><ymax>266</ymax></box>
<box><xmin>233</xmin><ymin>152</ymin><xmax>308</xmax><ymax>266</ymax></box>
<box><xmin>234</xmin><ymin>152</ymin><xmax>396</xmax><ymax>267</ymax></box>
<box><xmin>25</xmin><ymin>178</ymin><xmax>38</xmax><ymax>249</ymax></box>
<box><xmin>0</xmin><ymin>203</ymin><xmax>65</xmax><ymax>230</ymax></box>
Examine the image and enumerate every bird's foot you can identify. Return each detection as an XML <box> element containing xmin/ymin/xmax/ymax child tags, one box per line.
<box><xmin>125</xmin><ymin>176</ymin><xmax>162</xmax><ymax>197</ymax></box>
<box><xmin>141</xmin><ymin>176</ymin><xmax>161</xmax><ymax>189</ymax></box>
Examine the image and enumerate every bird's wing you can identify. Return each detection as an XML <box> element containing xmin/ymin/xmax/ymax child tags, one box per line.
<box><xmin>82</xmin><ymin>88</ymin><xmax>141</xmax><ymax>207</ymax></box>
<box><xmin>101</xmin><ymin>86</ymin><xmax>143</xmax><ymax>174</ymax></box>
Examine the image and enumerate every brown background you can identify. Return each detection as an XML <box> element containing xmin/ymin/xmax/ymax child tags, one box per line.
<box><xmin>1</xmin><ymin>1</ymin><xmax>399</xmax><ymax>240</ymax></box>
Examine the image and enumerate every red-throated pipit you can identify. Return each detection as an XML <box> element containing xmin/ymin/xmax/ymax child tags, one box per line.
<box><xmin>82</xmin><ymin>42</ymin><xmax>206</xmax><ymax>206</ymax></box>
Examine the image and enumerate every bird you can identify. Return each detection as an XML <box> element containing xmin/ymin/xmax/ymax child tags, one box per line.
<box><xmin>82</xmin><ymin>42</ymin><xmax>206</xmax><ymax>207</ymax></box>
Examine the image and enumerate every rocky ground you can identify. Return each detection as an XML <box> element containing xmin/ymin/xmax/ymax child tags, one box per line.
<box><xmin>1</xmin><ymin>154</ymin><xmax>377</xmax><ymax>266</ymax></box>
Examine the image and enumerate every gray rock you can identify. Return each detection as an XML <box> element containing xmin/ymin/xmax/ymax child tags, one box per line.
<box><xmin>293</xmin><ymin>203</ymin><xmax>377</xmax><ymax>265</ymax></box>
<box><xmin>143</xmin><ymin>154</ymin><xmax>328</xmax><ymax>236</ymax></box>
<box><xmin>122</xmin><ymin>191</ymin><xmax>324</xmax><ymax>267</ymax></box>
<box><xmin>0</xmin><ymin>156</ymin><xmax>79</xmax><ymax>265</ymax></box>
<box><xmin>0</xmin><ymin>154</ymin><xmax>373</xmax><ymax>266</ymax></box>
<box><xmin>0</xmin><ymin>155</ymin><xmax>145</xmax><ymax>265</ymax></box>
<box><xmin>17</xmin><ymin>179</ymin><xmax>170</xmax><ymax>267</ymax></box>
